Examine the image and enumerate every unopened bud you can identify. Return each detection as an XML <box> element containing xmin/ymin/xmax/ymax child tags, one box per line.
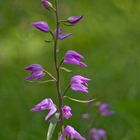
<box><xmin>41</xmin><ymin>0</ymin><xmax>55</xmax><ymax>10</ymax></box>
<box><xmin>67</xmin><ymin>16</ymin><xmax>83</xmax><ymax>24</ymax></box>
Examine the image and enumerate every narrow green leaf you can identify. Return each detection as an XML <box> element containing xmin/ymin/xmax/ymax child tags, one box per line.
<box><xmin>27</xmin><ymin>79</ymin><xmax>55</xmax><ymax>84</ymax></box>
<box><xmin>64</xmin><ymin>96</ymin><xmax>96</xmax><ymax>103</ymax></box>
<box><xmin>60</xmin><ymin>67</ymin><xmax>72</xmax><ymax>72</ymax></box>
<box><xmin>46</xmin><ymin>113</ymin><xmax>59</xmax><ymax>140</ymax></box>
<box><xmin>45</xmin><ymin>40</ymin><xmax>53</xmax><ymax>43</ymax></box>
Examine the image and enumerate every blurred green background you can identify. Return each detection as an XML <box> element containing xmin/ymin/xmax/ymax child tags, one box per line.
<box><xmin>0</xmin><ymin>0</ymin><xmax>140</xmax><ymax>139</ymax></box>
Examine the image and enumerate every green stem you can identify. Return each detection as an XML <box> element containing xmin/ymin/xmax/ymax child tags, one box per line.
<box><xmin>54</xmin><ymin>0</ymin><xmax>64</xmax><ymax>133</ymax></box>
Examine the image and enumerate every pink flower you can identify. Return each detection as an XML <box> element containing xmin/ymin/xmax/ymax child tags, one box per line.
<box><xmin>99</xmin><ymin>103</ymin><xmax>113</xmax><ymax>116</ymax></box>
<box><xmin>59</xmin><ymin>125</ymin><xmax>85</xmax><ymax>140</ymax></box>
<box><xmin>31</xmin><ymin>98</ymin><xmax>57</xmax><ymax>120</ymax></box>
<box><xmin>41</xmin><ymin>0</ymin><xmax>53</xmax><ymax>9</ymax></box>
<box><xmin>42</xmin><ymin>0</ymin><xmax>49</xmax><ymax>8</ymax></box>
<box><xmin>53</xmin><ymin>28</ymin><xmax>72</xmax><ymax>40</ymax></box>
<box><xmin>24</xmin><ymin>64</ymin><xmax>45</xmax><ymax>80</ymax></box>
<box><xmin>89</xmin><ymin>128</ymin><xmax>106</xmax><ymax>140</ymax></box>
<box><xmin>67</xmin><ymin>16</ymin><xmax>83</xmax><ymax>24</ymax></box>
<box><xmin>62</xmin><ymin>105</ymin><xmax>72</xmax><ymax>119</ymax></box>
<box><xmin>64</xmin><ymin>50</ymin><xmax>87</xmax><ymax>67</ymax></box>
<box><xmin>32</xmin><ymin>21</ymin><xmax>50</xmax><ymax>32</ymax></box>
<box><xmin>71</xmin><ymin>75</ymin><xmax>91</xmax><ymax>93</ymax></box>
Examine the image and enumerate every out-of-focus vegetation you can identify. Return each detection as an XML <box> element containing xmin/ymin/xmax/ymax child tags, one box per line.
<box><xmin>0</xmin><ymin>0</ymin><xmax>140</xmax><ymax>139</ymax></box>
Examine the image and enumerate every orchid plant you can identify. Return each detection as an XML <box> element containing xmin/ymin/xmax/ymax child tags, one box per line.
<box><xmin>24</xmin><ymin>0</ymin><xmax>112</xmax><ymax>140</ymax></box>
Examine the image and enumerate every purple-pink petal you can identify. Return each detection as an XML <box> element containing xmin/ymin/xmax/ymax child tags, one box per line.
<box><xmin>68</xmin><ymin>16</ymin><xmax>83</xmax><ymax>24</ymax></box>
<box><xmin>64</xmin><ymin>50</ymin><xmax>87</xmax><ymax>67</ymax></box>
<box><xmin>60</xmin><ymin>125</ymin><xmax>85</xmax><ymax>140</ymax></box>
<box><xmin>53</xmin><ymin>28</ymin><xmax>72</xmax><ymax>40</ymax></box>
<box><xmin>71</xmin><ymin>83</ymin><xmax>88</xmax><ymax>93</ymax></box>
<box><xmin>32</xmin><ymin>21</ymin><xmax>50</xmax><ymax>32</ymax></box>
<box><xmin>62</xmin><ymin>105</ymin><xmax>72</xmax><ymax>119</ymax></box>
<box><xmin>24</xmin><ymin>64</ymin><xmax>42</xmax><ymax>71</ymax></box>
<box><xmin>99</xmin><ymin>103</ymin><xmax>113</xmax><ymax>116</ymax></box>
<box><xmin>59</xmin><ymin>33</ymin><xmax>72</xmax><ymax>40</ymax></box>
<box><xmin>65</xmin><ymin>50</ymin><xmax>84</xmax><ymax>59</ymax></box>
<box><xmin>31</xmin><ymin>98</ymin><xmax>57</xmax><ymax>121</ymax></box>
<box><xmin>71</xmin><ymin>75</ymin><xmax>91</xmax><ymax>83</ymax></box>
<box><xmin>58</xmin><ymin>135</ymin><xmax>65</xmax><ymax>140</ymax></box>
<box><xmin>24</xmin><ymin>64</ymin><xmax>45</xmax><ymax>80</ymax></box>
<box><xmin>65</xmin><ymin>125</ymin><xmax>85</xmax><ymax>140</ymax></box>
<box><xmin>70</xmin><ymin>75</ymin><xmax>90</xmax><ymax>93</ymax></box>
<box><xmin>42</xmin><ymin>0</ymin><xmax>49</xmax><ymax>9</ymax></box>
<box><xmin>64</xmin><ymin>57</ymin><xmax>87</xmax><ymax>67</ymax></box>
<box><xmin>98</xmin><ymin>129</ymin><xmax>106</xmax><ymax>137</ymax></box>
<box><xmin>90</xmin><ymin>128</ymin><xmax>106</xmax><ymax>140</ymax></box>
<box><xmin>31</xmin><ymin>98</ymin><xmax>54</xmax><ymax>111</ymax></box>
<box><xmin>45</xmin><ymin>106</ymin><xmax>57</xmax><ymax>120</ymax></box>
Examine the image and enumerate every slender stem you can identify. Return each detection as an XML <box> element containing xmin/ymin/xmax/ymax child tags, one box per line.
<box><xmin>54</xmin><ymin>0</ymin><xmax>64</xmax><ymax>133</ymax></box>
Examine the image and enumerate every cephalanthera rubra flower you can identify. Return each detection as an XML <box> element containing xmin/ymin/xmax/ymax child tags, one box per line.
<box><xmin>62</xmin><ymin>105</ymin><xmax>72</xmax><ymax>119</ymax></box>
<box><xmin>42</xmin><ymin>0</ymin><xmax>49</xmax><ymax>8</ymax></box>
<box><xmin>89</xmin><ymin>128</ymin><xmax>106</xmax><ymax>140</ymax></box>
<box><xmin>24</xmin><ymin>64</ymin><xmax>45</xmax><ymax>80</ymax></box>
<box><xmin>59</xmin><ymin>125</ymin><xmax>85</xmax><ymax>140</ymax></box>
<box><xmin>31</xmin><ymin>98</ymin><xmax>57</xmax><ymax>120</ymax></box>
<box><xmin>64</xmin><ymin>50</ymin><xmax>87</xmax><ymax>67</ymax></box>
<box><xmin>26</xmin><ymin>0</ymin><xmax>95</xmax><ymax>139</ymax></box>
<box><xmin>67</xmin><ymin>16</ymin><xmax>83</xmax><ymax>24</ymax></box>
<box><xmin>53</xmin><ymin>28</ymin><xmax>72</xmax><ymax>40</ymax></box>
<box><xmin>99</xmin><ymin>103</ymin><xmax>113</xmax><ymax>116</ymax></box>
<box><xmin>71</xmin><ymin>75</ymin><xmax>91</xmax><ymax>93</ymax></box>
<box><xmin>32</xmin><ymin>21</ymin><xmax>50</xmax><ymax>32</ymax></box>
<box><xmin>42</xmin><ymin>0</ymin><xmax>53</xmax><ymax>9</ymax></box>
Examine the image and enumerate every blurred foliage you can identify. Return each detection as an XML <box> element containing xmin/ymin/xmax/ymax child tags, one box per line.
<box><xmin>0</xmin><ymin>0</ymin><xmax>140</xmax><ymax>139</ymax></box>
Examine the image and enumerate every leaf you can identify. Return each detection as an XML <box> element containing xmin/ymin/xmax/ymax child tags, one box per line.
<box><xmin>27</xmin><ymin>79</ymin><xmax>55</xmax><ymax>84</ymax></box>
<box><xmin>45</xmin><ymin>40</ymin><xmax>53</xmax><ymax>43</ymax></box>
<box><xmin>60</xmin><ymin>67</ymin><xmax>72</xmax><ymax>72</ymax></box>
<box><xmin>46</xmin><ymin>113</ymin><xmax>60</xmax><ymax>140</ymax></box>
<box><xmin>64</xmin><ymin>96</ymin><xmax>96</xmax><ymax>103</ymax></box>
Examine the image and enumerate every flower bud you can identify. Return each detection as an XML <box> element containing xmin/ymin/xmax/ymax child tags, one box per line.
<box><xmin>32</xmin><ymin>21</ymin><xmax>50</xmax><ymax>32</ymax></box>
<box><xmin>67</xmin><ymin>16</ymin><xmax>83</xmax><ymax>24</ymax></box>
<box><xmin>42</xmin><ymin>0</ymin><xmax>54</xmax><ymax>10</ymax></box>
